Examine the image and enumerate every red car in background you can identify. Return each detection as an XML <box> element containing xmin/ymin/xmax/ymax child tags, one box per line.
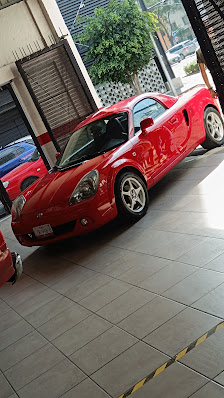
<box><xmin>1</xmin><ymin>149</ymin><xmax>47</xmax><ymax>201</ymax></box>
<box><xmin>0</xmin><ymin>230</ymin><xmax>22</xmax><ymax>287</ymax></box>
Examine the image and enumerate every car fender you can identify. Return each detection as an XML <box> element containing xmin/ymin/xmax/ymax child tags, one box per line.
<box><xmin>105</xmin><ymin>157</ymin><xmax>148</xmax><ymax>205</ymax></box>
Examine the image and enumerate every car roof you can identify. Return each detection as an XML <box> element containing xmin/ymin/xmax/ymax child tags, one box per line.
<box><xmin>0</xmin><ymin>141</ymin><xmax>34</xmax><ymax>152</ymax></box>
<box><xmin>168</xmin><ymin>40</ymin><xmax>190</xmax><ymax>51</ymax></box>
<box><xmin>0</xmin><ymin>136</ymin><xmax>34</xmax><ymax>150</ymax></box>
<box><xmin>76</xmin><ymin>92</ymin><xmax>174</xmax><ymax>129</ymax></box>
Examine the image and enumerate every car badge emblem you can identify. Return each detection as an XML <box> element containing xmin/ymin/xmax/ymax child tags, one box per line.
<box><xmin>37</xmin><ymin>213</ymin><xmax>43</xmax><ymax>218</ymax></box>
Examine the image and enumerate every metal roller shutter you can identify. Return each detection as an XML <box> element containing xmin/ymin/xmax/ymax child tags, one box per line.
<box><xmin>16</xmin><ymin>41</ymin><xmax>98</xmax><ymax>150</ymax></box>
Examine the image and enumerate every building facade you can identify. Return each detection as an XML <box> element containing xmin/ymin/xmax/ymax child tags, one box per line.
<box><xmin>0</xmin><ymin>0</ymin><xmax>101</xmax><ymax>166</ymax></box>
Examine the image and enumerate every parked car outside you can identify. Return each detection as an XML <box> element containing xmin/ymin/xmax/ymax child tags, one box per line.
<box><xmin>11</xmin><ymin>87</ymin><xmax>224</xmax><ymax>247</ymax></box>
<box><xmin>1</xmin><ymin>149</ymin><xmax>47</xmax><ymax>201</ymax></box>
<box><xmin>0</xmin><ymin>141</ymin><xmax>36</xmax><ymax>178</ymax></box>
<box><xmin>167</xmin><ymin>40</ymin><xmax>197</xmax><ymax>60</ymax></box>
<box><xmin>166</xmin><ymin>51</ymin><xmax>181</xmax><ymax>65</ymax></box>
<box><xmin>192</xmin><ymin>37</ymin><xmax>199</xmax><ymax>47</ymax></box>
<box><xmin>0</xmin><ymin>230</ymin><xmax>22</xmax><ymax>287</ymax></box>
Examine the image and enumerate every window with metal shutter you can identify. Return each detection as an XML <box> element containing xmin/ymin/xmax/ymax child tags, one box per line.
<box><xmin>16</xmin><ymin>42</ymin><xmax>98</xmax><ymax>150</ymax></box>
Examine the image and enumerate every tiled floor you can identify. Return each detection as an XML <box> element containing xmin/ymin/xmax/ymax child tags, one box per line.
<box><xmin>1</xmin><ymin>147</ymin><xmax>224</xmax><ymax>398</ymax></box>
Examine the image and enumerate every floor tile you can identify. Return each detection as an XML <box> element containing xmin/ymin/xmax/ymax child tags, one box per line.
<box><xmin>101</xmin><ymin>251</ymin><xmax>147</xmax><ymax>278</ymax></box>
<box><xmin>102</xmin><ymin>224</ymin><xmax>145</xmax><ymax>248</ymax></box>
<box><xmin>144</xmin><ymin>307</ymin><xmax>220</xmax><ymax>357</ymax></box>
<box><xmin>214</xmin><ymin>371</ymin><xmax>224</xmax><ymax>386</ymax></box>
<box><xmin>37</xmin><ymin>303</ymin><xmax>91</xmax><ymax>341</ymax></box>
<box><xmin>79</xmin><ymin>279</ymin><xmax>131</xmax><ymax>312</ymax></box>
<box><xmin>0</xmin><ymin>331</ymin><xmax>47</xmax><ymax>372</ymax></box>
<box><xmin>70</xmin><ymin>326</ymin><xmax>137</xmax><ymax>375</ymax></box>
<box><xmin>152</xmin><ymin>234</ymin><xmax>207</xmax><ymax>260</ymax></box>
<box><xmin>0</xmin><ymin>274</ymin><xmax>36</xmax><ymax>300</ymax></box>
<box><xmin>69</xmin><ymin>245</ymin><xmax>125</xmax><ymax>268</ymax></box>
<box><xmin>118</xmin><ymin>297</ymin><xmax>185</xmax><ymax>339</ymax></box>
<box><xmin>0</xmin><ymin>319</ymin><xmax>33</xmax><ymax>352</ymax></box>
<box><xmin>5</xmin><ymin>281</ymin><xmax>47</xmax><ymax>308</ymax></box>
<box><xmin>205</xmin><ymin>252</ymin><xmax>224</xmax><ymax>272</ymax></box>
<box><xmin>0</xmin><ymin>300</ymin><xmax>11</xmax><ymax>316</ymax></box>
<box><xmin>177</xmin><ymin>238</ymin><xmax>224</xmax><ymax>267</ymax></box>
<box><xmin>5</xmin><ymin>343</ymin><xmax>65</xmax><ymax>390</ymax></box>
<box><xmin>91</xmin><ymin>341</ymin><xmax>168</xmax><ymax>398</ymax></box>
<box><xmin>53</xmin><ymin>314</ymin><xmax>112</xmax><ymax>356</ymax></box>
<box><xmin>0</xmin><ymin>310</ymin><xmax>22</xmax><ymax>333</ymax></box>
<box><xmin>25</xmin><ymin>259</ymin><xmax>77</xmax><ymax>287</ymax></box>
<box><xmin>180</xmin><ymin>327</ymin><xmax>224</xmax><ymax>379</ymax></box>
<box><xmin>17</xmin><ymin>359</ymin><xmax>86</xmax><ymax>398</ymax></box>
<box><xmin>118</xmin><ymin>255</ymin><xmax>171</xmax><ymax>285</ymax></box>
<box><xmin>139</xmin><ymin>261</ymin><xmax>197</xmax><ymax>293</ymax></box>
<box><xmin>190</xmin><ymin>382</ymin><xmax>224</xmax><ymax>398</ymax></box>
<box><xmin>117</xmin><ymin>229</ymin><xmax>180</xmax><ymax>254</ymax></box>
<box><xmin>26</xmin><ymin>296</ymin><xmax>74</xmax><ymax>328</ymax></box>
<box><xmin>60</xmin><ymin>378</ymin><xmax>110</xmax><ymax>397</ymax></box>
<box><xmin>163</xmin><ymin>268</ymin><xmax>224</xmax><ymax>305</ymax></box>
<box><xmin>97</xmin><ymin>287</ymin><xmax>156</xmax><ymax>324</ymax></box>
<box><xmin>193</xmin><ymin>282</ymin><xmax>224</xmax><ymax>318</ymax></box>
<box><xmin>0</xmin><ymin>370</ymin><xmax>15</xmax><ymax>398</ymax></box>
<box><xmin>148</xmin><ymin>193</ymin><xmax>196</xmax><ymax>212</ymax></box>
<box><xmin>13</xmin><ymin>288</ymin><xmax>59</xmax><ymax>317</ymax></box>
<box><xmin>131</xmin><ymin>362</ymin><xmax>208</xmax><ymax>398</ymax></box>
<box><xmin>64</xmin><ymin>273</ymin><xmax>112</xmax><ymax>302</ymax></box>
<box><xmin>51</xmin><ymin>267</ymin><xmax>95</xmax><ymax>294</ymax></box>
<box><xmin>77</xmin><ymin>246</ymin><xmax>128</xmax><ymax>271</ymax></box>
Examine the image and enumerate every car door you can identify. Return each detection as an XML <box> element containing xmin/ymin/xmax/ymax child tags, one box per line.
<box><xmin>130</xmin><ymin>98</ymin><xmax>169</xmax><ymax>181</ymax></box>
<box><xmin>130</xmin><ymin>97</ymin><xmax>189</xmax><ymax>182</ymax></box>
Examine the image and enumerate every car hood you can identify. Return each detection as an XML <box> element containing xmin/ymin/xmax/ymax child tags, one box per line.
<box><xmin>21</xmin><ymin>152</ymin><xmax>111</xmax><ymax>214</ymax></box>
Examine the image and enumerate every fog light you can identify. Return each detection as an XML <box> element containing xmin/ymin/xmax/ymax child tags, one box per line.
<box><xmin>80</xmin><ymin>218</ymin><xmax>88</xmax><ymax>226</ymax></box>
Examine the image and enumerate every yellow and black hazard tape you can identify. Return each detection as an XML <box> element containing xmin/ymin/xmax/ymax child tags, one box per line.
<box><xmin>118</xmin><ymin>320</ymin><xmax>224</xmax><ymax>398</ymax></box>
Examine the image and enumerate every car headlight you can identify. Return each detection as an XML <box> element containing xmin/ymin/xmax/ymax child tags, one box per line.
<box><xmin>69</xmin><ymin>170</ymin><xmax>99</xmax><ymax>205</ymax></box>
<box><xmin>11</xmin><ymin>195</ymin><xmax>26</xmax><ymax>222</ymax></box>
<box><xmin>2</xmin><ymin>181</ymin><xmax>9</xmax><ymax>188</ymax></box>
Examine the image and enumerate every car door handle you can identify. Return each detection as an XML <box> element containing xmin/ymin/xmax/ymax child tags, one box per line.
<box><xmin>171</xmin><ymin>117</ymin><xmax>178</xmax><ymax>124</ymax></box>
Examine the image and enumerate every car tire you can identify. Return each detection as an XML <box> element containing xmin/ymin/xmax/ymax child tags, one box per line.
<box><xmin>201</xmin><ymin>107</ymin><xmax>224</xmax><ymax>149</ymax></box>
<box><xmin>20</xmin><ymin>176</ymin><xmax>39</xmax><ymax>192</ymax></box>
<box><xmin>115</xmin><ymin>172</ymin><xmax>149</xmax><ymax>222</ymax></box>
<box><xmin>180</xmin><ymin>54</ymin><xmax>185</xmax><ymax>60</ymax></box>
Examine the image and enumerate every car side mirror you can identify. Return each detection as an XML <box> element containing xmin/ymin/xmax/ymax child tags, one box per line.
<box><xmin>140</xmin><ymin>117</ymin><xmax>154</xmax><ymax>135</ymax></box>
<box><xmin>56</xmin><ymin>152</ymin><xmax>60</xmax><ymax>160</ymax></box>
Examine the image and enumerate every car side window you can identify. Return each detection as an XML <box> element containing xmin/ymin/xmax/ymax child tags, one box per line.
<box><xmin>0</xmin><ymin>148</ymin><xmax>17</xmax><ymax>165</ymax></box>
<box><xmin>14</xmin><ymin>146</ymin><xmax>26</xmax><ymax>156</ymax></box>
<box><xmin>133</xmin><ymin>98</ymin><xmax>166</xmax><ymax>134</ymax></box>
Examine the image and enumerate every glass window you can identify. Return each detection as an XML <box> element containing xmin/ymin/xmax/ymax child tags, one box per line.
<box><xmin>56</xmin><ymin>112</ymin><xmax>128</xmax><ymax>170</ymax></box>
<box><xmin>14</xmin><ymin>146</ymin><xmax>26</xmax><ymax>156</ymax></box>
<box><xmin>0</xmin><ymin>148</ymin><xmax>17</xmax><ymax>165</ymax></box>
<box><xmin>169</xmin><ymin>45</ymin><xmax>182</xmax><ymax>53</ymax></box>
<box><xmin>133</xmin><ymin>98</ymin><xmax>166</xmax><ymax>134</ymax></box>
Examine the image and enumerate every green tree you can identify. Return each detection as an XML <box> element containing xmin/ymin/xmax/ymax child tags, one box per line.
<box><xmin>77</xmin><ymin>0</ymin><xmax>157</xmax><ymax>93</ymax></box>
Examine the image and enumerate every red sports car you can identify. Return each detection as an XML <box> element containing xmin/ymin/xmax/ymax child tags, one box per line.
<box><xmin>11</xmin><ymin>88</ymin><xmax>224</xmax><ymax>247</ymax></box>
<box><xmin>1</xmin><ymin>149</ymin><xmax>47</xmax><ymax>201</ymax></box>
<box><xmin>0</xmin><ymin>230</ymin><xmax>22</xmax><ymax>287</ymax></box>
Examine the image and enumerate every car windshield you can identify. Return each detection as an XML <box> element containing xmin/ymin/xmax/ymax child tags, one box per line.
<box><xmin>56</xmin><ymin>112</ymin><xmax>128</xmax><ymax>170</ymax></box>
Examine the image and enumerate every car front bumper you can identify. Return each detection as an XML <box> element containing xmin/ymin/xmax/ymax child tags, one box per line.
<box><xmin>12</xmin><ymin>199</ymin><xmax>118</xmax><ymax>247</ymax></box>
